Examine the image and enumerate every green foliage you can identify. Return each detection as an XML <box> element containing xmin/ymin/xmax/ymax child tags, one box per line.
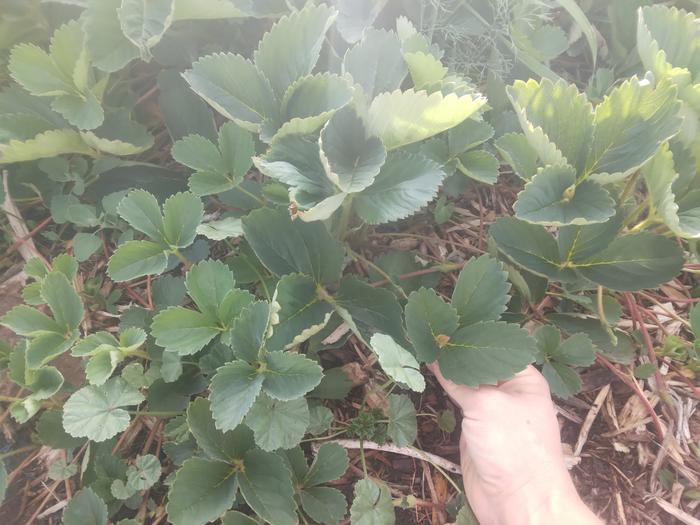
<box><xmin>2</xmin><ymin>2</ymin><xmax>700</xmax><ymax>523</ymax></box>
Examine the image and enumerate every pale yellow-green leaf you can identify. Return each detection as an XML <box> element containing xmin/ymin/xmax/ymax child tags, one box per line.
<box><xmin>0</xmin><ymin>130</ymin><xmax>94</xmax><ymax>163</ymax></box>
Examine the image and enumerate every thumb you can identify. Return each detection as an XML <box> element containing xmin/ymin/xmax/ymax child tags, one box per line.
<box><xmin>427</xmin><ymin>362</ymin><xmax>477</xmax><ymax>412</ymax></box>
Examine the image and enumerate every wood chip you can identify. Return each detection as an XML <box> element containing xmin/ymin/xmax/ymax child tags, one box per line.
<box><xmin>655</xmin><ymin>498</ymin><xmax>700</xmax><ymax>525</ymax></box>
<box><xmin>575</xmin><ymin>384</ymin><xmax>611</xmax><ymax>456</ymax></box>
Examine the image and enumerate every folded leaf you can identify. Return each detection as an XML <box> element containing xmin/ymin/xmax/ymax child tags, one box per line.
<box><xmin>209</xmin><ymin>360</ymin><xmax>265</xmax><ymax>431</ymax></box>
<box><xmin>367</xmin><ymin>88</ymin><xmax>486</xmax><ymax>150</ymax></box>
<box><xmin>162</xmin><ymin>192</ymin><xmax>203</xmax><ymax>248</ymax></box>
<box><xmin>185</xmin><ymin>259</ymin><xmax>236</xmax><ymax>319</ymax></box>
<box><xmin>370</xmin><ymin>334</ymin><xmax>424</xmax><ymax>392</ymax></box>
<box><xmin>79</xmin><ymin>112</ymin><xmax>154</xmax><ymax>155</ymax></box>
<box><xmin>40</xmin><ymin>271</ymin><xmax>83</xmax><ymax>331</ymax></box>
<box><xmin>118</xmin><ymin>0</ymin><xmax>175</xmax><ymax>60</ymax></box>
<box><xmin>405</xmin><ymin>288</ymin><xmax>459</xmax><ymax>363</ymax></box>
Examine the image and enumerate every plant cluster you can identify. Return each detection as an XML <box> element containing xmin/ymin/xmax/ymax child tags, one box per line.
<box><xmin>0</xmin><ymin>1</ymin><xmax>699</xmax><ymax>524</ymax></box>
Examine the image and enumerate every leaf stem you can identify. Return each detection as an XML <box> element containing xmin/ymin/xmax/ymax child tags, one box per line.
<box><xmin>171</xmin><ymin>249</ymin><xmax>193</xmax><ymax>270</ymax></box>
<box><xmin>129</xmin><ymin>410</ymin><xmax>183</xmax><ymax>418</ymax></box>
<box><xmin>336</xmin><ymin>196</ymin><xmax>354</xmax><ymax>241</ymax></box>
<box><xmin>359</xmin><ymin>439</ymin><xmax>368</xmax><ymax>478</ymax></box>
<box><xmin>346</xmin><ymin>246</ymin><xmax>408</xmax><ymax>300</ymax></box>
<box><xmin>0</xmin><ymin>395</ymin><xmax>23</xmax><ymax>403</ymax></box>
<box><xmin>235</xmin><ymin>184</ymin><xmax>266</xmax><ymax>207</ymax></box>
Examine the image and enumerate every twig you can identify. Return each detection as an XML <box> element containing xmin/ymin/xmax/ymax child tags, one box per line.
<box><xmin>2</xmin><ymin>170</ymin><xmax>45</xmax><ymax>264</ymax></box>
<box><xmin>574</xmin><ymin>384</ymin><xmax>610</xmax><ymax>456</ymax></box>
<box><xmin>316</xmin><ymin>439</ymin><xmax>461</xmax><ymax>475</ymax></box>
<box><xmin>655</xmin><ymin>498</ymin><xmax>700</xmax><ymax>525</ymax></box>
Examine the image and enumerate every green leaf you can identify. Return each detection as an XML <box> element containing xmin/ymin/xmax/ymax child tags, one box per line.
<box><xmin>52</xmin><ymin>92</ymin><xmax>104</xmax><ymax>131</ymax></box>
<box><xmin>183</xmin><ymin>52</ymin><xmax>277</xmax><ymax>132</ymax></box>
<box><xmin>1</xmin><ymin>305</ymin><xmax>61</xmax><ymax>336</ymax></box>
<box><xmin>85</xmin><ymin>350</ymin><xmax>122</xmax><ymax>385</ymax></box>
<box><xmin>334</xmin><ymin>276</ymin><xmax>406</xmax><ymax>346</ymax></box>
<box><xmin>350</xmin><ymin>478</ymin><xmax>395</xmax><ymax>525</ymax></box>
<box><xmin>304</xmin><ymin>442</ymin><xmax>348</xmax><ymax>486</ymax></box>
<box><xmin>635</xmin><ymin>362</ymin><xmax>658</xmax><ymax>379</ymax></box>
<box><xmin>230</xmin><ymin>301</ymin><xmax>272</xmax><ymax>362</ymax></box>
<box><xmin>354</xmin><ymin>152</ymin><xmax>445</xmax><ymax>224</ymax></box>
<box><xmin>158</xmin><ymin>69</ymin><xmax>216</xmax><ymax>142</ymax></box>
<box><xmin>448</xmin><ymin>119</ymin><xmax>494</xmax><ymax>156</ymax></box>
<box><xmin>268</xmin><ymin>274</ymin><xmax>333</xmax><ymax>352</ymax></box>
<box><xmin>495</xmin><ymin>132</ymin><xmax>538</xmax><ymax>181</ymax></box>
<box><xmin>37</xmin><ymin>410</ymin><xmax>85</xmax><ymax>449</ymax></box>
<box><xmin>238</xmin><ymin>449</ymin><xmax>297</xmax><ymax>525</ymax></box>
<box><xmin>0</xmin><ymin>462</ymin><xmax>6</xmax><ymax>505</ymax></box>
<box><xmin>586</xmin><ymin>77</ymin><xmax>682</xmax><ymax>179</ymax></box>
<box><xmin>370</xmin><ymin>334</ymin><xmax>425</xmax><ymax>392</ymax></box>
<box><xmin>320</xmin><ymin>105</ymin><xmax>386</xmax><ymax>193</ymax></box>
<box><xmin>456</xmin><ymin>150</ymin><xmax>500</xmax><ymax>184</ymax></box>
<box><xmin>367</xmin><ymin>88</ymin><xmax>486</xmax><ymax>150</ymax></box>
<box><xmin>185</xmin><ymin>259</ymin><xmax>236</xmax><ymax>318</ymax></box>
<box><xmin>534</xmin><ymin>326</ymin><xmax>595</xmax><ymax>398</ymax></box>
<box><xmin>221</xmin><ymin>511</ymin><xmax>259</xmax><ymax>525</ymax></box>
<box><xmin>197</xmin><ymin>216</ymin><xmax>244</xmax><ymax>240</ymax></box>
<box><xmin>187</xmin><ymin>398</ymin><xmax>253</xmax><ymax>463</ymax></box>
<box><xmin>245</xmin><ymin>394</ymin><xmax>309</xmax><ymax>451</ymax></box>
<box><xmin>172</xmin><ymin>133</ymin><xmax>226</xmax><ymax>174</ymax></box>
<box><xmin>489</xmin><ymin>218</ymin><xmax>576</xmax><ymax>281</ymax></box>
<box><xmin>342</xmin><ymin>28</ymin><xmax>407</xmax><ymax>99</ymax></box>
<box><xmin>117</xmin><ymin>189</ymin><xmax>164</xmax><ymax>240</ymax></box>
<box><xmin>336</xmin><ymin>0</ymin><xmax>388</xmax><ymax>43</ymax></box>
<box><xmin>452</xmin><ymin>255</ymin><xmax>510</xmax><ymax>326</ymax></box>
<box><xmin>40</xmin><ymin>271</ymin><xmax>83</xmax><ymax>330</ymax></box>
<box><xmin>254</xmin><ymin>3</ymin><xmax>337</xmax><ymax>99</ymax></box>
<box><xmin>574</xmin><ymin>233</ymin><xmax>684</xmax><ymax>291</ymax></box>
<box><xmin>26</xmin><ymin>333</ymin><xmax>75</xmax><ymax>369</ymax></box>
<box><xmin>0</xmin><ymin>129</ymin><xmax>94</xmax><ymax>164</ymax></box>
<box><xmin>107</xmin><ymin>240</ymin><xmax>168</xmax><ymax>282</ymax></box>
<box><xmin>507</xmin><ymin>78</ymin><xmax>594</xmax><ymax>173</ymax></box>
<box><xmin>84</xmin><ymin>0</ymin><xmax>139</xmax><ymax>72</ymax></box>
<box><xmin>405</xmin><ymin>288</ymin><xmax>459</xmax><ymax>363</ymax></box>
<box><xmin>301</xmin><ymin>487</ymin><xmax>347</xmax><ymax>525</ymax></box>
<box><xmin>63</xmin><ymin>488</ymin><xmax>108</xmax><ymax>525</ymax></box>
<box><xmin>78</xmin><ymin>111</ymin><xmax>154</xmax><ymax>155</ymax></box>
<box><xmin>514</xmin><ymin>164</ymin><xmax>616</xmax><ymax>226</ymax></box>
<box><xmin>73</xmin><ymin>232</ymin><xmax>102</xmax><ymax>262</ymax></box>
<box><xmin>62</xmin><ymin>378</ymin><xmax>145</xmax><ymax>442</ymax></box>
<box><xmin>118</xmin><ymin>0</ymin><xmax>175</xmax><ymax>60</ymax></box>
<box><xmin>262</xmin><ymin>351</ymin><xmax>323</xmax><ymax>400</ymax></box>
<box><xmin>162</xmin><ymin>192</ymin><xmax>203</xmax><ymax>248</ymax></box>
<box><xmin>404</xmin><ymin>51</ymin><xmax>448</xmax><ymax>88</ymax></box>
<box><xmin>242</xmin><ymin>207</ymin><xmax>344</xmax><ymax>284</ymax></box>
<box><xmin>126</xmin><ymin>454</ymin><xmax>161</xmax><ymax>491</ymax></box>
<box><xmin>151</xmin><ymin>307</ymin><xmax>219</xmax><ymax>356</ymax></box>
<box><xmin>209</xmin><ymin>360</ymin><xmax>264</xmax><ymax>431</ymax></box>
<box><xmin>270</xmin><ymin>73</ymin><xmax>354</xmax><ymax>141</ymax></box>
<box><xmin>438</xmin><ymin>321</ymin><xmax>536</xmax><ymax>387</ymax></box>
<box><xmin>386</xmin><ymin>394</ymin><xmax>417</xmax><ymax>447</ymax></box>
<box><xmin>167</xmin><ymin>458</ymin><xmax>238</xmax><ymax>525</ymax></box>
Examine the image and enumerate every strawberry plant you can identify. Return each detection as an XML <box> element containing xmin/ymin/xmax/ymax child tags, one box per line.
<box><xmin>0</xmin><ymin>1</ymin><xmax>699</xmax><ymax>524</ymax></box>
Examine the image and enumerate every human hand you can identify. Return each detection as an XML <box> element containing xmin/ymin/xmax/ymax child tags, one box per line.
<box><xmin>429</xmin><ymin>364</ymin><xmax>602</xmax><ymax>525</ymax></box>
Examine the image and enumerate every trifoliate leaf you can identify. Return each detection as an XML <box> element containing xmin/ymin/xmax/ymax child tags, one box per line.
<box><xmin>370</xmin><ymin>334</ymin><xmax>425</xmax><ymax>392</ymax></box>
<box><xmin>237</xmin><ymin>449</ymin><xmax>297</xmax><ymax>525</ymax></box>
<box><xmin>386</xmin><ymin>394</ymin><xmax>417</xmax><ymax>447</ymax></box>
<box><xmin>514</xmin><ymin>164</ymin><xmax>616</xmax><ymax>226</ymax></box>
<box><xmin>253</xmin><ymin>3</ymin><xmax>337</xmax><ymax>99</ymax></box>
<box><xmin>268</xmin><ymin>274</ymin><xmax>333</xmax><ymax>352</ymax></box>
<box><xmin>242</xmin><ymin>207</ymin><xmax>344</xmax><ymax>284</ymax></box>
<box><xmin>62</xmin><ymin>378</ymin><xmax>145</xmax><ymax>442</ymax></box>
<box><xmin>183</xmin><ymin>52</ymin><xmax>277</xmax><ymax>132</ymax></box>
<box><xmin>117</xmin><ymin>0</ymin><xmax>175</xmax><ymax>61</ymax></box>
<box><xmin>437</xmin><ymin>321</ymin><xmax>536</xmax><ymax>387</ymax></box>
<box><xmin>107</xmin><ymin>240</ymin><xmax>168</xmax><ymax>282</ymax></box>
<box><xmin>534</xmin><ymin>326</ymin><xmax>595</xmax><ymax>397</ymax></box>
<box><xmin>320</xmin><ymin>105</ymin><xmax>386</xmax><ymax>193</ymax></box>
<box><xmin>350</xmin><ymin>478</ymin><xmax>395</xmax><ymax>525</ymax></box>
<box><xmin>367</xmin><ymin>88</ymin><xmax>486</xmax><ymax>150</ymax></box>
<box><xmin>452</xmin><ymin>255</ymin><xmax>510</xmax><ymax>326</ymax></box>
<box><xmin>405</xmin><ymin>288</ymin><xmax>459</xmax><ymax>363</ymax></box>
<box><xmin>62</xmin><ymin>488</ymin><xmax>107</xmax><ymax>525</ymax></box>
<box><xmin>354</xmin><ymin>152</ymin><xmax>445</xmax><ymax>224</ymax></box>
<box><xmin>166</xmin><ymin>458</ymin><xmax>238</xmax><ymax>525</ymax></box>
<box><xmin>209</xmin><ymin>360</ymin><xmax>264</xmax><ymax>431</ymax></box>
<box><xmin>342</xmin><ymin>28</ymin><xmax>407</xmax><ymax>99</ymax></box>
<box><xmin>245</xmin><ymin>394</ymin><xmax>309</xmax><ymax>451</ymax></box>
<box><xmin>262</xmin><ymin>351</ymin><xmax>324</xmax><ymax>400</ymax></box>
